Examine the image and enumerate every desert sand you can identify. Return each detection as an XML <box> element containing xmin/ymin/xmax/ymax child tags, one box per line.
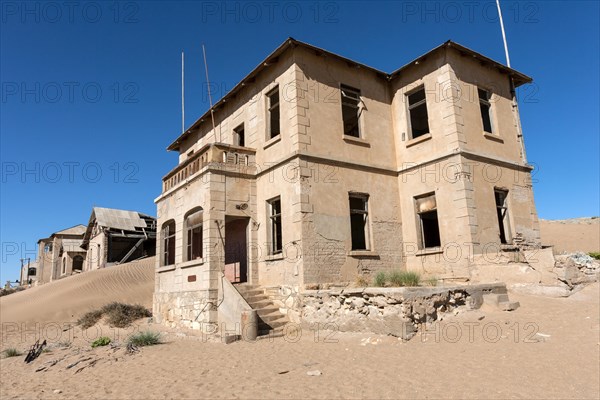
<box><xmin>540</xmin><ymin>217</ymin><xmax>599</xmax><ymax>253</ymax></box>
<box><xmin>1</xmin><ymin>232</ymin><xmax>599</xmax><ymax>399</ymax></box>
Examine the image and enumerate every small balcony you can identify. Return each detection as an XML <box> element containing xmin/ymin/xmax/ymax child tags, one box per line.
<box><xmin>162</xmin><ymin>143</ymin><xmax>256</xmax><ymax>193</ymax></box>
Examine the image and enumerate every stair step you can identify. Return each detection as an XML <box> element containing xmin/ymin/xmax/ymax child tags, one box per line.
<box><xmin>244</xmin><ymin>294</ymin><xmax>270</xmax><ymax>303</ymax></box>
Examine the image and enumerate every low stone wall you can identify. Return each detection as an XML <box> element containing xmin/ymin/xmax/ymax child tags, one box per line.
<box><xmin>267</xmin><ymin>283</ymin><xmax>508</xmax><ymax>340</ymax></box>
<box><xmin>153</xmin><ymin>289</ymin><xmax>217</xmax><ymax>332</ymax></box>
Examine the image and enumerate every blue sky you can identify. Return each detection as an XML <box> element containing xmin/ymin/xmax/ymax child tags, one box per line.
<box><xmin>1</xmin><ymin>1</ymin><xmax>599</xmax><ymax>282</ymax></box>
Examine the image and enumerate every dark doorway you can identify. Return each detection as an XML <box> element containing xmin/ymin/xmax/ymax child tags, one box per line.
<box><xmin>72</xmin><ymin>255</ymin><xmax>84</xmax><ymax>272</ymax></box>
<box><xmin>224</xmin><ymin>217</ymin><xmax>248</xmax><ymax>283</ymax></box>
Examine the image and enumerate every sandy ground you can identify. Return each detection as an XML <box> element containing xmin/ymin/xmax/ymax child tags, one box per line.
<box><xmin>540</xmin><ymin>217</ymin><xmax>599</xmax><ymax>253</ymax></box>
<box><xmin>1</xmin><ymin>232</ymin><xmax>599</xmax><ymax>399</ymax></box>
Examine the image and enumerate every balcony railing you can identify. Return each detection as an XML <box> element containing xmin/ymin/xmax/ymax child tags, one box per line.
<box><xmin>162</xmin><ymin>143</ymin><xmax>256</xmax><ymax>193</ymax></box>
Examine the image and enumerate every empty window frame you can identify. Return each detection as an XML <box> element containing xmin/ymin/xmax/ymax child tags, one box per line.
<box><xmin>415</xmin><ymin>193</ymin><xmax>441</xmax><ymax>248</ymax></box>
<box><xmin>478</xmin><ymin>88</ymin><xmax>493</xmax><ymax>134</ymax></box>
<box><xmin>407</xmin><ymin>86</ymin><xmax>430</xmax><ymax>139</ymax></box>
<box><xmin>62</xmin><ymin>258</ymin><xmax>66</xmax><ymax>275</ymax></box>
<box><xmin>234</xmin><ymin>123</ymin><xmax>245</xmax><ymax>147</ymax></box>
<box><xmin>185</xmin><ymin>209</ymin><xmax>203</xmax><ymax>261</ymax></box>
<box><xmin>341</xmin><ymin>84</ymin><xmax>361</xmax><ymax>137</ymax></box>
<box><xmin>267</xmin><ymin>86</ymin><xmax>280</xmax><ymax>139</ymax></box>
<box><xmin>495</xmin><ymin>189</ymin><xmax>510</xmax><ymax>244</ymax></box>
<box><xmin>162</xmin><ymin>220</ymin><xmax>176</xmax><ymax>266</ymax></box>
<box><xmin>268</xmin><ymin>197</ymin><xmax>282</xmax><ymax>254</ymax></box>
<box><xmin>349</xmin><ymin>193</ymin><xmax>370</xmax><ymax>250</ymax></box>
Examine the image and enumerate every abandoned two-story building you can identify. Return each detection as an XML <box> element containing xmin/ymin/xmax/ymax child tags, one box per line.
<box><xmin>26</xmin><ymin>224</ymin><xmax>87</xmax><ymax>285</ymax></box>
<box><xmin>153</xmin><ymin>38</ymin><xmax>540</xmax><ymax>332</ymax></box>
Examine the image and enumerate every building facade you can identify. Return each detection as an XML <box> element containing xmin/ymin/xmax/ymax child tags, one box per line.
<box><xmin>153</xmin><ymin>39</ymin><xmax>540</xmax><ymax>331</ymax></box>
<box><xmin>29</xmin><ymin>225</ymin><xmax>87</xmax><ymax>285</ymax></box>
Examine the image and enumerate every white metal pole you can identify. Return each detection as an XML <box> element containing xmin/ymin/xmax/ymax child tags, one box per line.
<box><xmin>182</xmin><ymin>51</ymin><xmax>185</xmax><ymax>134</ymax></box>
<box><xmin>496</xmin><ymin>0</ymin><xmax>511</xmax><ymax>68</ymax></box>
<box><xmin>202</xmin><ymin>44</ymin><xmax>218</xmax><ymax>142</ymax></box>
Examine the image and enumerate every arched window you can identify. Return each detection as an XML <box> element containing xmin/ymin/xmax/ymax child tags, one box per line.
<box><xmin>184</xmin><ymin>208</ymin><xmax>203</xmax><ymax>261</ymax></box>
<box><xmin>162</xmin><ymin>220</ymin><xmax>176</xmax><ymax>266</ymax></box>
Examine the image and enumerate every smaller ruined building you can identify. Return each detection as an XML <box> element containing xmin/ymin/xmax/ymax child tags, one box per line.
<box><xmin>24</xmin><ymin>225</ymin><xmax>87</xmax><ymax>285</ymax></box>
<box><xmin>81</xmin><ymin>207</ymin><xmax>157</xmax><ymax>270</ymax></box>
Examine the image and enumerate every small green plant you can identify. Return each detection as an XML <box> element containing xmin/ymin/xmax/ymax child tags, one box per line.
<box><xmin>374</xmin><ymin>271</ymin><xmax>387</xmax><ymax>287</ymax></box>
<box><xmin>2</xmin><ymin>348</ymin><xmax>21</xmax><ymax>358</ymax></box>
<box><xmin>387</xmin><ymin>270</ymin><xmax>404</xmax><ymax>286</ymax></box>
<box><xmin>127</xmin><ymin>331</ymin><xmax>161</xmax><ymax>347</ymax></box>
<box><xmin>385</xmin><ymin>271</ymin><xmax>421</xmax><ymax>287</ymax></box>
<box><xmin>77</xmin><ymin>309</ymin><xmax>103</xmax><ymax>329</ymax></box>
<box><xmin>589</xmin><ymin>252</ymin><xmax>600</xmax><ymax>260</ymax></box>
<box><xmin>424</xmin><ymin>277</ymin><xmax>438</xmax><ymax>287</ymax></box>
<box><xmin>91</xmin><ymin>337</ymin><xmax>111</xmax><ymax>348</ymax></box>
<box><xmin>399</xmin><ymin>271</ymin><xmax>421</xmax><ymax>286</ymax></box>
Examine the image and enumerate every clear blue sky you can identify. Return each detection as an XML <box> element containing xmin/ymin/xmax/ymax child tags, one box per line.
<box><xmin>1</xmin><ymin>1</ymin><xmax>599</xmax><ymax>282</ymax></box>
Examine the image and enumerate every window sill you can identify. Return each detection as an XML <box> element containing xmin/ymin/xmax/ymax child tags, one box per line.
<box><xmin>416</xmin><ymin>247</ymin><xmax>443</xmax><ymax>257</ymax></box>
<box><xmin>406</xmin><ymin>133</ymin><xmax>432</xmax><ymax>148</ymax></box>
<box><xmin>266</xmin><ymin>253</ymin><xmax>284</xmax><ymax>261</ymax></box>
<box><xmin>348</xmin><ymin>250</ymin><xmax>379</xmax><ymax>258</ymax></box>
<box><xmin>342</xmin><ymin>135</ymin><xmax>371</xmax><ymax>147</ymax></box>
<box><xmin>157</xmin><ymin>265</ymin><xmax>176</xmax><ymax>273</ymax></box>
<box><xmin>483</xmin><ymin>133</ymin><xmax>504</xmax><ymax>143</ymax></box>
<box><xmin>263</xmin><ymin>135</ymin><xmax>281</xmax><ymax>150</ymax></box>
<box><xmin>180</xmin><ymin>258</ymin><xmax>204</xmax><ymax>269</ymax></box>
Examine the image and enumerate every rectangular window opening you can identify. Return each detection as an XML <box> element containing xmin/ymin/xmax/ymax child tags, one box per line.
<box><xmin>268</xmin><ymin>198</ymin><xmax>282</xmax><ymax>254</ymax></box>
<box><xmin>234</xmin><ymin>123</ymin><xmax>245</xmax><ymax>147</ymax></box>
<box><xmin>416</xmin><ymin>194</ymin><xmax>441</xmax><ymax>249</ymax></box>
<box><xmin>267</xmin><ymin>87</ymin><xmax>280</xmax><ymax>139</ymax></box>
<box><xmin>163</xmin><ymin>222</ymin><xmax>176</xmax><ymax>266</ymax></box>
<box><xmin>495</xmin><ymin>189</ymin><xmax>510</xmax><ymax>244</ymax></box>
<box><xmin>478</xmin><ymin>88</ymin><xmax>493</xmax><ymax>134</ymax></box>
<box><xmin>341</xmin><ymin>84</ymin><xmax>361</xmax><ymax>138</ymax></box>
<box><xmin>349</xmin><ymin>194</ymin><xmax>369</xmax><ymax>250</ymax></box>
<box><xmin>407</xmin><ymin>87</ymin><xmax>430</xmax><ymax>139</ymax></box>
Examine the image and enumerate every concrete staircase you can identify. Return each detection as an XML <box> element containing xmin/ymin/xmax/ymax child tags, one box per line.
<box><xmin>234</xmin><ymin>284</ymin><xmax>289</xmax><ymax>336</ymax></box>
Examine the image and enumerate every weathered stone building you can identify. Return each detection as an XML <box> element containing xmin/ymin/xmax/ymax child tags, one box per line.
<box><xmin>28</xmin><ymin>225</ymin><xmax>87</xmax><ymax>285</ymax></box>
<box><xmin>153</xmin><ymin>39</ymin><xmax>540</xmax><ymax>332</ymax></box>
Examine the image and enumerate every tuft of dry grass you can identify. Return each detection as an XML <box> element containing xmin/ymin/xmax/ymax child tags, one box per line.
<box><xmin>76</xmin><ymin>303</ymin><xmax>151</xmax><ymax>329</ymax></box>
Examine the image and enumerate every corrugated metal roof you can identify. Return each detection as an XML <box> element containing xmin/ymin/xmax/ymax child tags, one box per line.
<box><xmin>93</xmin><ymin>207</ymin><xmax>149</xmax><ymax>231</ymax></box>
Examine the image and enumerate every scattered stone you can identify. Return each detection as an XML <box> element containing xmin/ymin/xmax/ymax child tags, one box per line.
<box><xmin>307</xmin><ymin>370</ymin><xmax>322</xmax><ymax>376</ymax></box>
<box><xmin>53</xmin><ymin>389</ymin><xmax>62</xmax><ymax>394</ymax></box>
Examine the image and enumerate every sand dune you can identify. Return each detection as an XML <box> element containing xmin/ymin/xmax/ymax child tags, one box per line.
<box><xmin>540</xmin><ymin>217</ymin><xmax>599</xmax><ymax>253</ymax></box>
<box><xmin>0</xmin><ymin>257</ymin><xmax>155</xmax><ymax>325</ymax></box>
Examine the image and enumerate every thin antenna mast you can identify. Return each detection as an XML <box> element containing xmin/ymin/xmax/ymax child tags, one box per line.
<box><xmin>202</xmin><ymin>44</ymin><xmax>218</xmax><ymax>142</ymax></box>
<box><xmin>181</xmin><ymin>51</ymin><xmax>185</xmax><ymax>133</ymax></box>
<box><xmin>496</xmin><ymin>0</ymin><xmax>511</xmax><ymax>68</ymax></box>
<box><xmin>496</xmin><ymin>0</ymin><xmax>527</xmax><ymax>163</ymax></box>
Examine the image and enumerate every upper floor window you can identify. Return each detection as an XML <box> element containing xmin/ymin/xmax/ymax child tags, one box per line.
<box><xmin>267</xmin><ymin>86</ymin><xmax>280</xmax><ymax>139</ymax></box>
<box><xmin>268</xmin><ymin>197</ymin><xmax>282</xmax><ymax>254</ymax></box>
<box><xmin>407</xmin><ymin>86</ymin><xmax>430</xmax><ymax>139</ymax></box>
<box><xmin>415</xmin><ymin>193</ymin><xmax>441</xmax><ymax>249</ymax></box>
<box><xmin>478</xmin><ymin>88</ymin><xmax>493</xmax><ymax>134</ymax></box>
<box><xmin>162</xmin><ymin>220</ymin><xmax>176</xmax><ymax>266</ymax></box>
<box><xmin>341</xmin><ymin>84</ymin><xmax>361</xmax><ymax>138</ymax></box>
<box><xmin>349</xmin><ymin>193</ymin><xmax>370</xmax><ymax>250</ymax></box>
<box><xmin>234</xmin><ymin>123</ymin><xmax>245</xmax><ymax>147</ymax></box>
<box><xmin>185</xmin><ymin>208</ymin><xmax>203</xmax><ymax>261</ymax></box>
